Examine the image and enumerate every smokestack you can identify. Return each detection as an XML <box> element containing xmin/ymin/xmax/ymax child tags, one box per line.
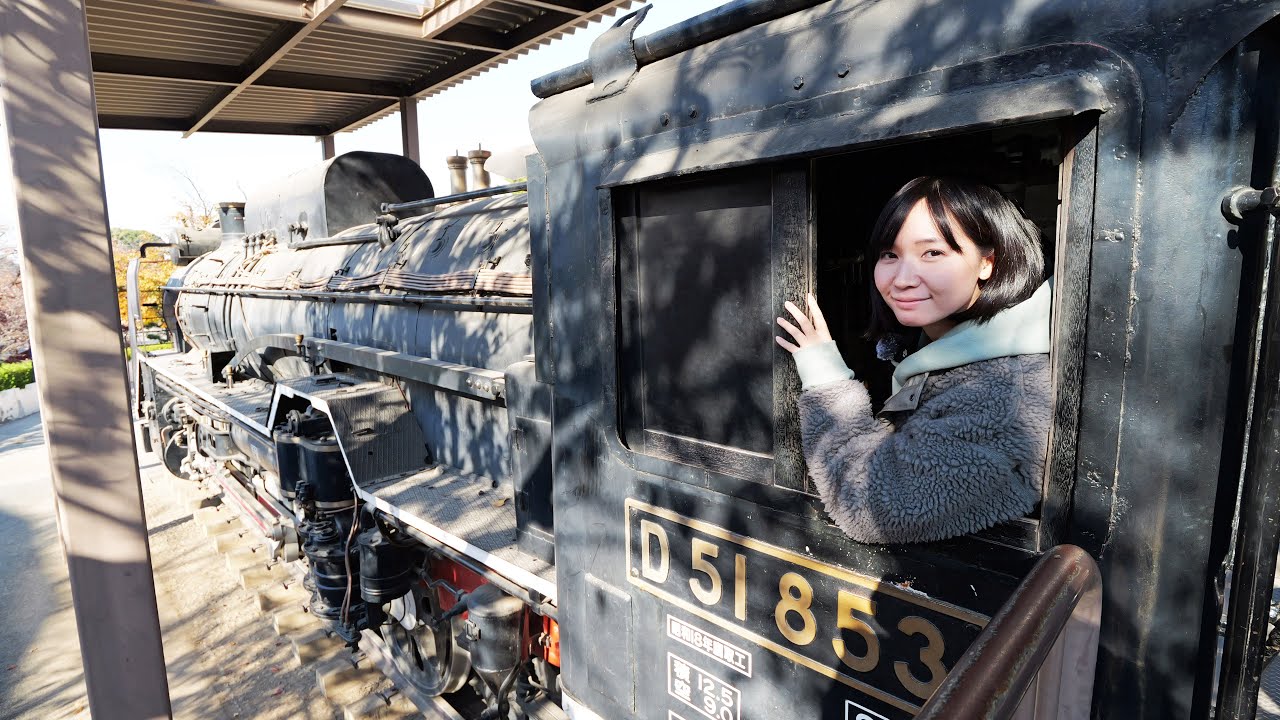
<box><xmin>446</xmin><ymin>153</ymin><xmax>468</xmax><ymax>195</ymax></box>
<box><xmin>218</xmin><ymin>202</ymin><xmax>246</xmax><ymax>247</ymax></box>
<box><xmin>468</xmin><ymin>146</ymin><xmax>492</xmax><ymax>191</ymax></box>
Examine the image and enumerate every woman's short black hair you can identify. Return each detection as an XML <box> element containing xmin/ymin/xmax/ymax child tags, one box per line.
<box><xmin>865</xmin><ymin>176</ymin><xmax>1045</xmax><ymax>342</ymax></box>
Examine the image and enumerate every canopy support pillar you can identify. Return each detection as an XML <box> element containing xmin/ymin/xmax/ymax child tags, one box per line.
<box><xmin>0</xmin><ymin>1</ymin><xmax>173</xmax><ymax>718</ymax></box>
<box><xmin>400</xmin><ymin>96</ymin><xmax>420</xmax><ymax>164</ymax></box>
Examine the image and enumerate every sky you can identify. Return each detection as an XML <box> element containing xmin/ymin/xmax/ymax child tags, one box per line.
<box><xmin>0</xmin><ymin>0</ymin><xmax>725</xmax><ymax>245</ymax></box>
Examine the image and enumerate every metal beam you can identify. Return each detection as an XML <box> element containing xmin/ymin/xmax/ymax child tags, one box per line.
<box><xmin>98</xmin><ymin>114</ymin><xmax>191</xmax><ymax>131</ymax></box>
<box><xmin>325</xmin><ymin>5</ymin><xmax>439</xmax><ymax>38</ymax></box>
<box><xmin>202</xmin><ymin>118</ymin><xmax>332</xmax><ymax>134</ymax></box>
<box><xmin>99</xmin><ymin>115</ymin><xmax>329</xmax><ymax>134</ymax></box>
<box><xmin>174</xmin><ymin>0</ymin><xmax>505</xmax><ymax>41</ymax></box>
<box><xmin>334</xmin><ymin>96</ymin><xmax>401</xmax><ymax>133</ymax></box>
<box><xmin>328</xmin><ymin>0</ymin><xmax>613</xmax><ymax>132</ymax></box>
<box><xmin>168</xmin><ymin>0</ymin><xmax>426</xmax><ymax>39</ymax></box>
<box><xmin>92</xmin><ymin>52</ymin><xmax>406</xmax><ymax>97</ymax></box>
<box><xmin>0</xmin><ymin>1</ymin><xmax>172</xmax><ymax>718</ymax></box>
<box><xmin>92</xmin><ymin>52</ymin><xmax>241</xmax><ymax>84</ymax></box>
<box><xmin>506</xmin><ymin>0</ymin><xmax>594</xmax><ymax>14</ymax></box>
<box><xmin>184</xmin><ymin>0</ymin><xmax>350</xmax><ymax>137</ymax></box>
<box><xmin>403</xmin><ymin>0</ymin><xmax>633</xmax><ymax>99</ymax></box>
<box><xmin>400</xmin><ymin>97</ymin><xmax>420</xmax><ymax>164</ymax></box>
<box><xmin>434</xmin><ymin>24</ymin><xmax>513</xmax><ymax>52</ymax></box>
<box><xmin>421</xmin><ymin>0</ymin><xmax>501</xmax><ymax>37</ymax></box>
<box><xmin>168</xmin><ymin>0</ymin><xmax>313</xmax><ymax>22</ymax></box>
<box><xmin>166</xmin><ymin>0</ymin><xmax>591</xmax><ymax>39</ymax></box>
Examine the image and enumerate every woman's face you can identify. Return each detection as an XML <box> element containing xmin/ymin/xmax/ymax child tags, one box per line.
<box><xmin>873</xmin><ymin>199</ymin><xmax>994</xmax><ymax>339</ymax></box>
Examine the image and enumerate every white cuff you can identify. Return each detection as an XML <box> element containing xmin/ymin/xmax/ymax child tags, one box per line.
<box><xmin>792</xmin><ymin>341</ymin><xmax>854</xmax><ymax>390</ymax></box>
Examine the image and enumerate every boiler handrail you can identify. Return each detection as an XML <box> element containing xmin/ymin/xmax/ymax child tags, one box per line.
<box><xmin>918</xmin><ymin>544</ymin><xmax>1102</xmax><ymax>720</ymax></box>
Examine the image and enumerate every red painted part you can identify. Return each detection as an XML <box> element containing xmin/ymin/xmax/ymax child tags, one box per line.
<box><xmin>429</xmin><ymin>556</ymin><xmax>487</xmax><ymax>612</ymax></box>
<box><xmin>255</xmin><ymin>491</ymin><xmax>282</xmax><ymax>518</ymax></box>
<box><xmin>212</xmin><ymin>472</ymin><xmax>270</xmax><ymax>536</ymax></box>
<box><xmin>543</xmin><ymin>617</ymin><xmax>561</xmax><ymax>667</ymax></box>
<box><xmin>425</xmin><ymin>554</ymin><xmax>545</xmax><ymax>664</ymax></box>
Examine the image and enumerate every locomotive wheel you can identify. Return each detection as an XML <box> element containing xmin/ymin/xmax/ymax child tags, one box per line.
<box><xmin>159</xmin><ymin>427</ymin><xmax>190</xmax><ymax>479</ymax></box>
<box><xmin>384</xmin><ymin>582</ymin><xmax>471</xmax><ymax>696</ymax></box>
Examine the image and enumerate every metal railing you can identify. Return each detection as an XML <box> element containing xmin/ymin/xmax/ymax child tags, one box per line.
<box><xmin>918</xmin><ymin>544</ymin><xmax>1102</xmax><ymax>720</ymax></box>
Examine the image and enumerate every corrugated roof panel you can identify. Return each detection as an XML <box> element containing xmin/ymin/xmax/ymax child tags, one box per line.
<box><xmin>348</xmin><ymin>0</ymin><xmax>431</xmax><ymax>18</ymax></box>
<box><xmin>93</xmin><ymin>75</ymin><xmax>215</xmax><ymax>118</ymax></box>
<box><xmin>274</xmin><ymin>27</ymin><xmax>467</xmax><ymax>83</ymax></box>
<box><xmin>218</xmin><ymin>86</ymin><xmax>376</xmax><ymax>125</ymax></box>
<box><xmin>414</xmin><ymin>0</ymin><xmax>636</xmax><ymax>100</ymax></box>
<box><xmin>466</xmin><ymin>1</ymin><xmax>541</xmax><ymax>32</ymax></box>
<box><xmin>84</xmin><ymin>0</ymin><xmax>640</xmax><ymax>135</ymax></box>
<box><xmin>86</xmin><ymin>0</ymin><xmax>281</xmax><ymax>66</ymax></box>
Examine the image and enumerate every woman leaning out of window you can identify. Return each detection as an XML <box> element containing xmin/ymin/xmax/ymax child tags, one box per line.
<box><xmin>776</xmin><ymin>176</ymin><xmax>1052</xmax><ymax>544</ymax></box>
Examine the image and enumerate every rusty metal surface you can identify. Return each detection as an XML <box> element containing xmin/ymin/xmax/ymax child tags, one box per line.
<box><xmin>84</xmin><ymin>0</ymin><xmax>640</xmax><ymax>136</ymax></box>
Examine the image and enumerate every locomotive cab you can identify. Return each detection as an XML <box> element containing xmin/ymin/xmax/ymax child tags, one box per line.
<box><xmin>528</xmin><ymin>2</ymin><xmax>1280</xmax><ymax>719</ymax></box>
<box><xmin>583</xmin><ymin>104</ymin><xmax>1097</xmax><ymax>720</ymax></box>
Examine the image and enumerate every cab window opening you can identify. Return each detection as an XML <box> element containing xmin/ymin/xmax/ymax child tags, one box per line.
<box><xmin>808</xmin><ymin>117</ymin><xmax>1088</xmax><ymax>546</ymax></box>
<box><xmin>614</xmin><ymin>116</ymin><xmax>1091</xmax><ymax>549</ymax></box>
<box><xmin>813</xmin><ymin>120</ymin><xmax>1067</xmax><ymax>410</ymax></box>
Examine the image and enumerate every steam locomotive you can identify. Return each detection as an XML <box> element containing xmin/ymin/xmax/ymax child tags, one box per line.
<box><xmin>130</xmin><ymin>0</ymin><xmax>1280</xmax><ymax>718</ymax></box>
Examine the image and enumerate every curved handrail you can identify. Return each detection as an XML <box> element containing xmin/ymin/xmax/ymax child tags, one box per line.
<box><xmin>918</xmin><ymin>544</ymin><xmax>1102</xmax><ymax>720</ymax></box>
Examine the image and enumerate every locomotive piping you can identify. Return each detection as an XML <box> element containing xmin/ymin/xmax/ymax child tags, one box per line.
<box><xmin>381</xmin><ymin>181</ymin><xmax>527</xmax><ymax>214</ymax></box>
<box><xmin>530</xmin><ymin>0</ymin><xmax>833</xmax><ymax>98</ymax></box>
<box><xmin>290</xmin><ymin>229</ymin><xmax>380</xmax><ymax>249</ymax></box>
<box><xmin>170</xmin><ymin>287</ymin><xmax>533</xmax><ymax>314</ymax></box>
<box><xmin>226</xmin><ymin>334</ymin><xmax>508</xmax><ymax>405</ymax></box>
<box><xmin>138</xmin><ymin>242</ymin><xmax>174</xmax><ymax>260</ymax></box>
<box><xmin>293</xmin><ymin>195</ymin><xmax>532</xmax><ymax>251</ymax></box>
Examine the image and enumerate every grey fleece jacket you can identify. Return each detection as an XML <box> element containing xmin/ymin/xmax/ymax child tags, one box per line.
<box><xmin>793</xmin><ymin>280</ymin><xmax>1053</xmax><ymax>544</ymax></box>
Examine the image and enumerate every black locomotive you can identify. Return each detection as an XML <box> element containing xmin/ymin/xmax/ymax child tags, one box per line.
<box><xmin>132</xmin><ymin>1</ymin><xmax>1280</xmax><ymax>718</ymax></box>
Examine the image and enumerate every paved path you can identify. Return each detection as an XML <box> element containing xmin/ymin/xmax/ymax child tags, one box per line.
<box><xmin>0</xmin><ymin>414</ymin><xmax>339</xmax><ymax>719</ymax></box>
<box><xmin>0</xmin><ymin>412</ymin><xmax>89</xmax><ymax>720</ymax></box>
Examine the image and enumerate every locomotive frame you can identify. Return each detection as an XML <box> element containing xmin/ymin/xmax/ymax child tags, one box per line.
<box><xmin>110</xmin><ymin>0</ymin><xmax>1280</xmax><ymax>719</ymax></box>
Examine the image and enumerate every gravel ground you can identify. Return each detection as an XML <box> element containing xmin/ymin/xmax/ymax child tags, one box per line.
<box><xmin>139</xmin><ymin>452</ymin><xmax>344</xmax><ymax>720</ymax></box>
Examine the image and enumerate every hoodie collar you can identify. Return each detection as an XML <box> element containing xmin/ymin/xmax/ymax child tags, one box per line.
<box><xmin>890</xmin><ymin>278</ymin><xmax>1053</xmax><ymax>394</ymax></box>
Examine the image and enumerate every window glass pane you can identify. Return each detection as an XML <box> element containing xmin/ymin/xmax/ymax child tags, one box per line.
<box><xmin>618</xmin><ymin>169</ymin><xmax>775</xmax><ymax>455</ymax></box>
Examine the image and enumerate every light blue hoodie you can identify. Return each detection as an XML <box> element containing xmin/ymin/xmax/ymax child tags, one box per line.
<box><xmin>792</xmin><ymin>279</ymin><xmax>1055</xmax><ymax>543</ymax></box>
<box><xmin>794</xmin><ymin>278</ymin><xmax>1053</xmax><ymax>395</ymax></box>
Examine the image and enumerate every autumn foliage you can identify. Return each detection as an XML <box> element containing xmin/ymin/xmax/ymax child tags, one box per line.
<box><xmin>0</xmin><ymin>251</ymin><xmax>27</xmax><ymax>363</ymax></box>
<box><xmin>112</xmin><ymin>228</ymin><xmax>175</xmax><ymax>331</ymax></box>
<box><xmin>0</xmin><ymin>228</ymin><xmax>180</xmax><ymax>364</ymax></box>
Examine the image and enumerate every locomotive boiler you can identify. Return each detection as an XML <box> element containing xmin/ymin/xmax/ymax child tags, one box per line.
<box><xmin>132</xmin><ymin>0</ymin><xmax>1280</xmax><ymax>718</ymax></box>
<box><xmin>138</xmin><ymin>150</ymin><xmax>559</xmax><ymax>718</ymax></box>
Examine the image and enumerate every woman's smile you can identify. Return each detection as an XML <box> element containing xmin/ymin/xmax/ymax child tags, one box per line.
<box><xmin>890</xmin><ymin>295</ymin><xmax>930</xmax><ymax>308</ymax></box>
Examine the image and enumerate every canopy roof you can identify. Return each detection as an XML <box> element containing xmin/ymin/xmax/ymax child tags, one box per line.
<box><xmin>87</xmin><ymin>0</ymin><xmax>634</xmax><ymax>136</ymax></box>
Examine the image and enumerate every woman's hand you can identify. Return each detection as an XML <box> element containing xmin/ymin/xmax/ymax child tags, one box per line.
<box><xmin>776</xmin><ymin>293</ymin><xmax>833</xmax><ymax>353</ymax></box>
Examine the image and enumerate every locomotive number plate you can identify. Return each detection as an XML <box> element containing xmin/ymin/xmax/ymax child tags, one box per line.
<box><xmin>625</xmin><ymin>499</ymin><xmax>989</xmax><ymax>716</ymax></box>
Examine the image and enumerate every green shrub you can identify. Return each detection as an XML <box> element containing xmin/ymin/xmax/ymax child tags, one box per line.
<box><xmin>124</xmin><ymin>341</ymin><xmax>174</xmax><ymax>361</ymax></box>
<box><xmin>0</xmin><ymin>360</ymin><xmax>34</xmax><ymax>391</ymax></box>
